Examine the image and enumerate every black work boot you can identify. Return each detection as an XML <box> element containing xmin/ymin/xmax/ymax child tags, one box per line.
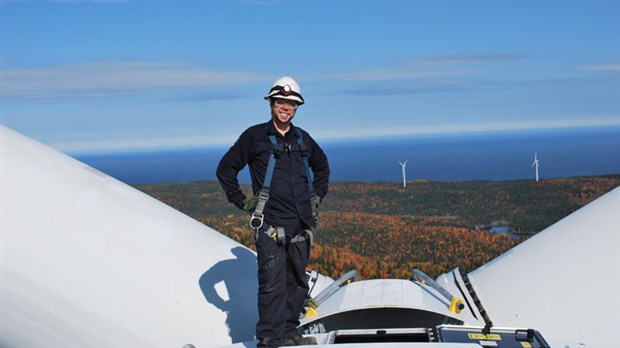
<box><xmin>282</xmin><ymin>334</ymin><xmax>317</xmax><ymax>346</ymax></box>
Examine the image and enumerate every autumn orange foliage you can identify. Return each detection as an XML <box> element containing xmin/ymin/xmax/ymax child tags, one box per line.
<box><xmin>138</xmin><ymin>176</ymin><xmax>620</xmax><ymax>280</ymax></box>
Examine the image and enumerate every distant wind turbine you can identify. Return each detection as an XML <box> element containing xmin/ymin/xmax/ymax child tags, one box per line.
<box><xmin>399</xmin><ymin>160</ymin><xmax>408</xmax><ymax>188</ymax></box>
<box><xmin>532</xmin><ymin>151</ymin><xmax>540</xmax><ymax>182</ymax></box>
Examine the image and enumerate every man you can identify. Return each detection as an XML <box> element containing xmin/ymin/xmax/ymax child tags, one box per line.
<box><xmin>217</xmin><ymin>76</ymin><xmax>330</xmax><ymax>347</ymax></box>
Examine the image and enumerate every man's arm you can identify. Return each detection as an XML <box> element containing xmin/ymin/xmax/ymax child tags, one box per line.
<box><xmin>306</xmin><ymin>133</ymin><xmax>330</xmax><ymax>200</ymax></box>
<box><xmin>216</xmin><ymin>133</ymin><xmax>251</xmax><ymax>210</ymax></box>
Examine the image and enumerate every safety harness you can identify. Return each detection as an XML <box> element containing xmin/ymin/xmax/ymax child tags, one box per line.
<box><xmin>249</xmin><ymin>128</ymin><xmax>318</xmax><ymax>245</ymax></box>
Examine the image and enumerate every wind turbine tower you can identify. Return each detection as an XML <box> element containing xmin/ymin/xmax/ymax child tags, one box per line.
<box><xmin>532</xmin><ymin>151</ymin><xmax>540</xmax><ymax>182</ymax></box>
<box><xmin>399</xmin><ymin>160</ymin><xmax>408</xmax><ymax>188</ymax></box>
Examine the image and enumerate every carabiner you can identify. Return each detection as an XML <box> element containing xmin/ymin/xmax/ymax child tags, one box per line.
<box><xmin>249</xmin><ymin>213</ymin><xmax>264</xmax><ymax>230</ymax></box>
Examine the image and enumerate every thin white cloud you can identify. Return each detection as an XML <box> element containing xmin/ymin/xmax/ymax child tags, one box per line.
<box><xmin>59</xmin><ymin>132</ymin><xmax>237</xmax><ymax>154</ymax></box>
<box><xmin>318</xmin><ymin>68</ymin><xmax>477</xmax><ymax>82</ymax></box>
<box><xmin>316</xmin><ymin>117</ymin><xmax>620</xmax><ymax>142</ymax></box>
<box><xmin>405</xmin><ymin>54</ymin><xmax>528</xmax><ymax>66</ymax></box>
<box><xmin>2</xmin><ymin>61</ymin><xmax>269</xmax><ymax>99</ymax></box>
<box><xmin>312</xmin><ymin>54</ymin><xmax>524</xmax><ymax>83</ymax></box>
<box><xmin>54</xmin><ymin>116</ymin><xmax>620</xmax><ymax>154</ymax></box>
<box><xmin>1</xmin><ymin>54</ymin><xmax>529</xmax><ymax>99</ymax></box>
<box><xmin>580</xmin><ymin>64</ymin><xmax>620</xmax><ymax>72</ymax></box>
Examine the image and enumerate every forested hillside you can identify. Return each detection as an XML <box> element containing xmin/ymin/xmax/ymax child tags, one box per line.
<box><xmin>136</xmin><ymin>175</ymin><xmax>619</xmax><ymax>279</ymax></box>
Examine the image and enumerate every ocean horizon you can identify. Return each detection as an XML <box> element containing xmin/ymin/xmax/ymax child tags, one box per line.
<box><xmin>75</xmin><ymin>126</ymin><xmax>620</xmax><ymax>185</ymax></box>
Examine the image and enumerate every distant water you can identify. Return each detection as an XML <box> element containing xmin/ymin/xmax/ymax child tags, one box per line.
<box><xmin>75</xmin><ymin>127</ymin><xmax>620</xmax><ymax>185</ymax></box>
<box><xmin>489</xmin><ymin>227</ymin><xmax>522</xmax><ymax>239</ymax></box>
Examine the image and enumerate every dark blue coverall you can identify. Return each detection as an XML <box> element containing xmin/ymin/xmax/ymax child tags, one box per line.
<box><xmin>216</xmin><ymin>120</ymin><xmax>330</xmax><ymax>347</ymax></box>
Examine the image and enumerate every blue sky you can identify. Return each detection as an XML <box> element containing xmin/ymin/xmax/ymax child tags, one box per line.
<box><xmin>2</xmin><ymin>0</ymin><xmax>619</xmax><ymax>154</ymax></box>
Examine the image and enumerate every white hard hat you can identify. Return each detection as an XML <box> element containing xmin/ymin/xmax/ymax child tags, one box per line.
<box><xmin>264</xmin><ymin>76</ymin><xmax>305</xmax><ymax>105</ymax></box>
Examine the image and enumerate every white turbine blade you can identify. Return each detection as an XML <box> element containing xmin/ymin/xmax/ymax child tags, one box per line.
<box><xmin>468</xmin><ymin>187</ymin><xmax>620</xmax><ymax>347</ymax></box>
<box><xmin>1</xmin><ymin>125</ymin><xmax>259</xmax><ymax>347</ymax></box>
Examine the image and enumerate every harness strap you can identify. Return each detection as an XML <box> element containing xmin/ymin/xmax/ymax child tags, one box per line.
<box><xmin>250</xmin><ymin>128</ymin><xmax>319</xmax><ymax>230</ymax></box>
<box><xmin>289</xmin><ymin>229</ymin><xmax>313</xmax><ymax>246</ymax></box>
<box><xmin>260</xmin><ymin>226</ymin><xmax>312</xmax><ymax>246</ymax></box>
<box><xmin>249</xmin><ymin>135</ymin><xmax>278</xmax><ymax>229</ymax></box>
<box><xmin>264</xmin><ymin>134</ymin><xmax>279</xmax><ymax>190</ymax></box>
<box><xmin>260</xmin><ymin>224</ymin><xmax>286</xmax><ymax>244</ymax></box>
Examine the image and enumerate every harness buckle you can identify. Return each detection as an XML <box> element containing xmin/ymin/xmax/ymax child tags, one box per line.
<box><xmin>261</xmin><ymin>225</ymin><xmax>286</xmax><ymax>245</ymax></box>
<box><xmin>272</xmin><ymin>143</ymin><xmax>285</xmax><ymax>157</ymax></box>
<box><xmin>257</xmin><ymin>190</ymin><xmax>270</xmax><ymax>202</ymax></box>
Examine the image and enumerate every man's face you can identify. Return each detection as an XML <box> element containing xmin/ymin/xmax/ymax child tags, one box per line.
<box><xmin>270</xmin><ymin>98</ymin><xmax>298</xmax><ymax>125</ymax></box>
